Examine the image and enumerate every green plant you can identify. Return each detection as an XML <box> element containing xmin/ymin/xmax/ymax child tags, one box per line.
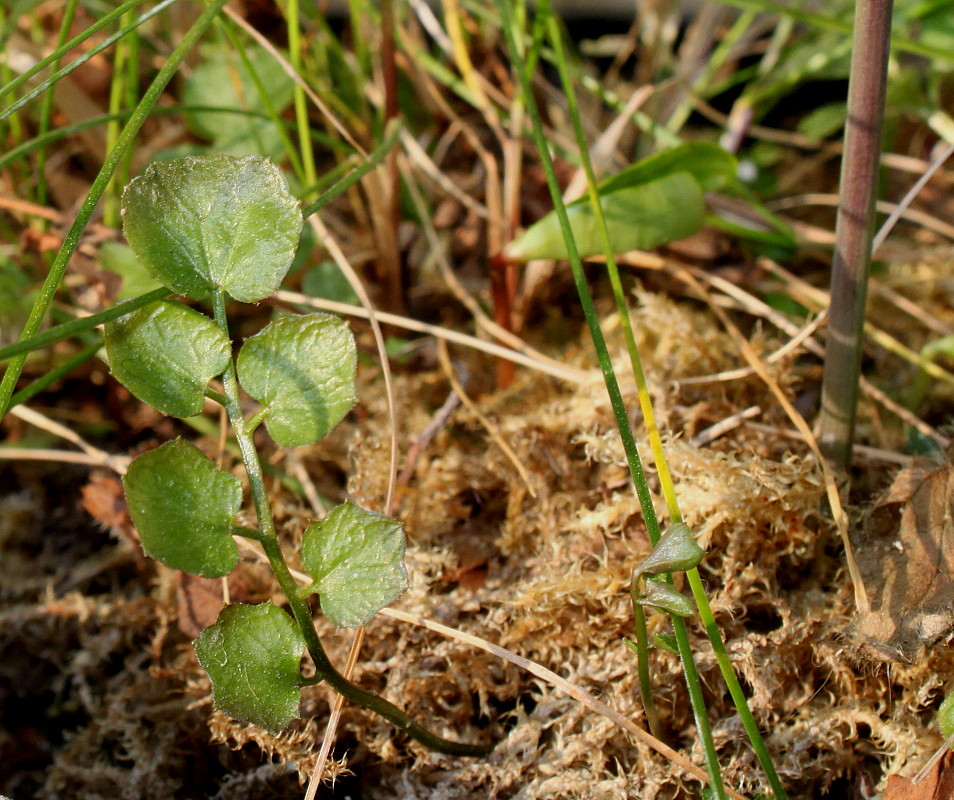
<box><xmin>497</xmin><ymin>4</ymin><xmax>790</xmax><ymax>797</ymax></box>
<box><xmin>104</xmin><ymin>151</ymin><xmax>490</xmax><ymax>755</ymax></box>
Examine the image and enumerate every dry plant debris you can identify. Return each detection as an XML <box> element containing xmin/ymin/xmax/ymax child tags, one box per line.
<box><xmin>3</xmin><ymin>283</ymin><xmax>953</xmax><ymax>798</ymax></box>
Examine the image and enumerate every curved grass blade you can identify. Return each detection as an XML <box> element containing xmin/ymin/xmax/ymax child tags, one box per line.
<box><xmin>0</xmin><ymin>0</ymin><xmax>230</xmax><ymax>416</ymax></box>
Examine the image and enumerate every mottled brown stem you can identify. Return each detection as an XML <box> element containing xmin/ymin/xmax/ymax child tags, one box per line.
<box><xmin>819</xmin><ymin>0</ymin><xmax>894</xmax><ymax>469</ymax></box>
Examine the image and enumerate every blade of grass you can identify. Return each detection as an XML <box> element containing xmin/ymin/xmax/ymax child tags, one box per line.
<box><xmin>9</xmin><ymin>341</ymin><xmax>102</xmax><ymax>409</ymax></box>
<box><xmin>301</xmin><ymin>120</ymin><xmax>402</xmax><ymax>218</ymax></box>
<box><xmin>545</xmin><ymin>17</ymin><xmax>788</xmax><ymax>798</ymax></box>
<box><xmin>498</xmin><ymin>4</ymin><xmax>729</xmax><ymax>798</ymax></box>
<box><xmin>218</xmin><ymin>16</ymin><xmax>307</xmax><ymax>182</ymax></box>
<box><xmin>35</xmin><ymin>0</ymin><xmax>80</xmax><ymax>211</ymax></box>
<box><xmin>0</xmin><ymin>0</ymin><xmax>168</xmax><ymax>120</ymax></box>
<box><xmin>0</xmin><ymin>0</ymin><xmax>229</xmax><ymax>416</ymax></box>
<box><xmin>714</xmin><ymin>0</ymin><xmax>946</xmax><ymax>63</ymax></box>
<box><xmin>103</xmin><ymin>5</ymin><xmax>138</xmax><ymax>227</ymax></box>
<box><xmin>0</xmin><ymin>105</ymin><xmax>346</xmax><ymax>174</ymax></box>
<box><xmin>285</xmin><ymin>0</ymin><xmax>316</xmax><ymax>186</ymax></box>
<box><xmin>0</xmin><ymin>288</ymin><xmax>170</xmax><ymax>365</ymax></box>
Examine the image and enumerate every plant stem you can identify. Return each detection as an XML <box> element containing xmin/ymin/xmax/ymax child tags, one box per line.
<box><xmin>211</xmin><ymin>291</ymin><xmax>491</xmax><ymax>758</ymax></box>
<box><xmin>544</xmin><ymin>16</ymin><xmax>787</xmax><ymax>799</ymax></box>
<box><xmin>500</xmin><ymin>6</ymin><xmax>726</xmax><ymax>797</ymax></box>
<box><xmin>818</xmin><ymin>0</ymin><xmax>894</xmax><ymax>469</ymax></box>
<box><xmin>0</xmin><ymin>287</ymin><xmax>169</xmax><ymax>365</ymax></box>
<box><xmin>35</xmin><ymin>0</ymin><xmax>79</xmax><ymax>211</ymax></box>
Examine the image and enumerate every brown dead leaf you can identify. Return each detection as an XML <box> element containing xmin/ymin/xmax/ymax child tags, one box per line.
<box><xmin>883</xmin><ymin>751</ymin><xmax>954</xmax><ymax>800</ymax></box>
<box><xmin>176</xmin><ymin>573</ymin><xmax>255</xmax><ymax>639</ymax></box>
<box><xmin>81</xmin><ymin>473</ymin><xmax>140</xmax><ymax>553</ymax></box>
<box><xmin>855</xmin><ymin>457</ymin><xmax>954</xmax><ymax>662</ymax></box>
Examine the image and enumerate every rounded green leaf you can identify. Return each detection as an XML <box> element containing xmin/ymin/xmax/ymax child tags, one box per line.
<box><xmin>183</xmin><ymin>44</ymin><xmax>295</xmax><ymax>159</ymax></box>
<box><xmin>299</xmin><ymin>502</ymin><xmax>407</xmax><ymax>628</ymax></box>
<box><xmin>940</xmin><ymin>691</ymin><xmax>954</xmax><ymax>742</ymax></box>
<box><xmin>122</xmin><ymin>154</ymin><xmax>302</xmax><ymax>302</ymax></box>
<box><xmin>236</xmin><ymin>313</ymin><xmax>357</xmax><ymax>447</ymax></box>
<box><xmin>195</xmin><ymin>603</ymin><xmax>305</xmax><ymax>733</ymax></box>
<box><xmin>105</xmin><ymin>300</ymin><xmax>231</xmax><ymax>417</ymax></box>
<box><xmin>98</xmin><ymin>241</ymin><xmax>163</xmax><ymax>302</ymax></box>
<box><xmin>123</xmin><ymin>439</ymin><xmax>241</xmax><ymax>577</ymax></box>
<box><xmin>638</xmin><ymin>580</ymin><xmax>695</xmax><ymax>618</ymax></box>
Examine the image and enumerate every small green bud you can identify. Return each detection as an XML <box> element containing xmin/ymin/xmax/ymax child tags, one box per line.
<box><xmin>635</xmin><ymin>522</ymin><xmax>706</xmax><ymax>577</ymax></box>
<box><xmin>638</xmin><ymin>579</ymin><xmax>695</xmax><ymax>618</ymax></box>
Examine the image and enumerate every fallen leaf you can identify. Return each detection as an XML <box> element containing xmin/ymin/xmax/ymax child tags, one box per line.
<box><xmin>81</xmin><ymin>473</ymin><xmax>140</xmax><ymax>552</ymax></box>
<box><xmin>177</xmin><ymin>572</ymin><xmax>257</xmax><ymax>639</ymax></box>
<box><xmin>855</xmin><ymin>457</ymin><xmax>954</xmax><ymax>662</ymax></box>
<box><xmin>883</xmin><ymin>751</ymin><xmax>954</xmax><ymax>800</ymax></box>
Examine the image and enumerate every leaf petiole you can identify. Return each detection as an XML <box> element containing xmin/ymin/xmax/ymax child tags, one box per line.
<box><xmin>245</xmin><ymin>406</ymin><xmax>269</xmax><ymax>433</ymax></box>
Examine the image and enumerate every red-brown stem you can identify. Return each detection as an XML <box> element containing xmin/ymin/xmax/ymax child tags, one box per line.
<box><xmin>819</xmin><ymin>0</ymin><xmax>894</xmax><ymax>470</ymax></box>
<box><xmin>490</xmin><ymin>252</ymin><xmax>516</xmax><ymax>388</ymax></box>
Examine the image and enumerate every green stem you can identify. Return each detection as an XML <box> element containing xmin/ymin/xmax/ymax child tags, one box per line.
<box><xmin>0</xmin><ymin>0</ymin><xmax>218</xmax><ymax>418</ymax></box>
<box><xmin>245</xmin><ymin>406</ymin><xmax>268</xmax><ymax>433</ymax></box>
<box><xmin>545</xmin><ymin>15</ymin><xmax>787</xmax><ymax>799</ymax></box>
<box><xmin>211</xmin><ymin>291</ymin><xmax>490</xmax><ymax>758</ymax></box>
<box><xmin>35</xmin><ymin>0</ymin><xmax>79</xmax><ymax>210</ymax></box>
<box><xmin>0</xmin><ymin>288</ymin><xmax>169</xmax><ymax>365</ymax></box>
<box><xmin>535</xmin><ymin>14</ymin><xmax>726</xmax><ymax>799</ymax></box>
<box><xmin>0</xmin><ymin>0</ymin><xmax>177</xmax><ymax>125</ymax></box>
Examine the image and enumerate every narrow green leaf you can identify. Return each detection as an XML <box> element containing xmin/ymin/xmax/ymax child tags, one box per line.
<box><xmin>652</xmin><ymin>633</ymin><xmax>680</xmax><ymax>654</ymax></box>
<box><xmin>195</xmin><ymin>603</ymin><xmax>305</xmax><ymax>733</ymax></box>
<box><xmin>597</xmin><ymin>142</ymin><xmax>737</xmax><ymax>195</ymax></box>
<box><xmin>505</xmin><ymin>142</ymin><xmax>739</xmax><ymax>263</ymax></box>
<box><xmin>505</xmin><ymin>172</ymin><xmax>705</xmax><ymax>262</ymax></box>
<box><xmin>638</xmin><ymin>580</ymin><xmax>696</xmax><ymax>618</ymax></box>
<box><xmin>105</xmin><ymin>300</ymin><xmax>231</xmax><ymax>417</ymax></box>
<box><xmin>122</xmin><ymin>154</ymin><xmax>302</xmax><ymax>302</ymax></box>
<box><xmin>123</xmin><ymin>439</ymin><xmax>241</xmax><ymax>577</ymax></box>
<box><xmin>299</xmin><ymin>502</ymin><xmax>407</xmax><ymax>628</ymax></box>
<box><xmin>635</xmin><ymin>522</ymin><xmax>706</xmax><ymax>577</ymax></box>
<box><xmin>236</xmin><ymin>313</ymin><xmax>357</xmax><ymax>447</ymax></box>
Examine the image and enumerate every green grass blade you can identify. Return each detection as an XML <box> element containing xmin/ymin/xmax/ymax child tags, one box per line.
<box><xmin>0</xmin><ymin>0</ymin><xmax>152</xmax><ymax>104</ymax></box>
<box><xmin>0</xmin><ymin>288</ymin><xmax>170</xmax><ymax>365</ymax></box>
<box><xmin>8</xmin><ymin>341</ymin><xmax>102</xmax><ymax>409</ymax></box>
<box><xmin>36</xmin><ymin>0</ymin><xmax>80</xmax><ymax>209</ymax></box>
<box><xmin>543</xmin><ymin>13</ymin><xmax>789</xmax><ymax>799</ymax></box>
<box><xmin>0</xmin><ymin>0</ymin><xmax>178</xmax><ymax>125</ymax></box>
<box><xmin>0</xmin><ymin>0</ymin><xmax>230</xmax><ymax>416</ymax></box>
<box><xmin>537</xmin><ymin>12</ymin><xmax>728</xmax><ymax>799</ymax></box>
<box><xmin>301</xmin><ymin>120</ymin><xmax>402</xmax><ymax>218</ymax></box>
